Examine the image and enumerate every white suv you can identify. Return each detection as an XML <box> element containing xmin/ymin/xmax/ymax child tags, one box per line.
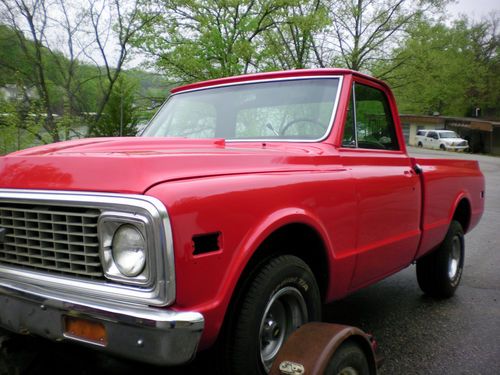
<box><xmin>415</xmin><ymin>130</ymin><xmax>469</xmax><ymax>151</ymax></box>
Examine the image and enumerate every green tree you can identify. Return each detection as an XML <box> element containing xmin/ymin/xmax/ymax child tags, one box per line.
<box><xmin>91</xmin><ymin>77</ymin><xmax>140</xmax><ymax>137</ymax></box>
<box><xmin>133</xmin><ymin>0</ymin><xmax>300</xmax><ymax>82</ymax></box>
<box><xmin>0</xmin><ymin>0</ymin><xmax>158</xmax><ymax>144</ymax></box>
<box><xmin>0</xmin><ymin>98</ymin><xmax>45</xmax><ymax>154</ymax></box>
<box><xmin>0</xmin><ymin>0</ymin><xmax>60</xmax><ymax>141</ymax></box>
<box><xmin>374</xmin><ymin>16</ymin><xmax>499</xmax><ymax>117</ymax></box>
<box><xmin>262</xmin><ymin>0</ymin><xmax>330</xmax><ymax>70</ymax></box>
<box><xmin>321</xmin><ymin>0</ymin><xmax>449</xmax><ymax>71</ymax></box>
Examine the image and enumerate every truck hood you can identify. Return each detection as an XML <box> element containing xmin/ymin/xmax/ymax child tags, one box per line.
<box><xmin>0</xmin><ymin>137</ymin><xmax>332</xmax><ymax>194</ymax></box>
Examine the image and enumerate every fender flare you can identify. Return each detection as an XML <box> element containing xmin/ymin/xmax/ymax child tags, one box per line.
<box><xmin>448</xmin><ymin>191</ymin><xmax>471</xmax><ymax>231</ymax></box>
<box><xmin>218</xmin><ymin>207</ymin><xmax>336</xmax><ymax>305</ymax></box>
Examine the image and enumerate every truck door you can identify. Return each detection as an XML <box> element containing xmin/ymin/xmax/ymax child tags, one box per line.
<box><xmin>427</xmin><ymin>131</ymin><xmax>438</xmax><ymax>149</ymax></box>
<box><xmin>339</xmin><ymin>80</ymin><xmax>422</xmax><ymax>289</ymax></box>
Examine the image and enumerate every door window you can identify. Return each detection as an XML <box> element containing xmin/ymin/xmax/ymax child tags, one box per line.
<box><xmin>342</xmin><ymin>83</ymin><xmax>399</xmax><ymax>150</ymax></box>
<box><xmin>428</xmin><ymin>131</ymin><xmax>438</xmax><ymax>139</ymax></box>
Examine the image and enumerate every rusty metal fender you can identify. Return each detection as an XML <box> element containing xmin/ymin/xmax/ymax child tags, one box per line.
<box><xmin>269</xmin><ymin>322</ymin><xmax>382</xmax><ymax>375</ymax></box>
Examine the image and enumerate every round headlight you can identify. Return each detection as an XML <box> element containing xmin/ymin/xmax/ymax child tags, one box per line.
<box><xmin>112</xmin><ymin>224</ymin><xmax>146</xmax><ymax>277</ymax></box>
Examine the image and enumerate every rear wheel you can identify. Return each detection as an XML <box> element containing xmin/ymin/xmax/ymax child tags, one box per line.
<box><xmin>417</xmin><ymin>142</ymin><xmax>423</xmax><ymax>148</ymax></box>
<box><xmin>417</xmin><ymin>220</ymin><xmax>464</xmax><ymax>298</ymax></box>
<box><xmin>226</xmin><ymin>255</ymin><xmax>321</xmax><ymax>374</ymax></box>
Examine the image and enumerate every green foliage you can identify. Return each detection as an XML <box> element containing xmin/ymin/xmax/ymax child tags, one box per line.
<box><xmin>91</xmin><ymin>77</ymin><xmax>140</xmax><ymax>137</ymax></box>
<box><xmin>374</xmin><ymin>17</ymin><xmax>500</xmax><ymax>118</ymax></box>
<box><xmin>0</xmin><ymin>20</ymin><xmax>167</xmax><ymax>147</ymax></box>
<box><xmin>0</xmin><ymin>99</ymin><xmax>46</xmax><ymax>155</ymax></box>
<box><xmin>0</xmin><ymin>26</ymin><xmax>34</xmax><ymax>85</ymax></box>
<box><xmin>326</xmin><ymin>0</ymin><xmax>450</xmax><ymax>72</ymax></box>
<box><xmin>133</xmin><ymin>0</ymin><xmax>327</xmax><ymax>82</ymax></box>
<box><xmin>0</xmin><ymin>99</ymin><xmax>21</xmax><ymax>155</ymax></box>
<box><xmin>262</xmin><ymin>1</ymin><xmax>330</xmax><ymax>70</ymax></box>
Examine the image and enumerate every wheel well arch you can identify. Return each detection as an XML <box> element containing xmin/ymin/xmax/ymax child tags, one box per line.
<box><xmin>453</xmin><ymin>198</ymin><xmax>471</xmax><ymax>232</ymax></box>
<box><xmin>244</xmin><ymin>222</ymin><xmax>329</xmax><ymax>300</ymax></box>
<box><xmin>222</xmin><ymin>222</ymin><xmax>330</xmax><ymax>329</ymax></box>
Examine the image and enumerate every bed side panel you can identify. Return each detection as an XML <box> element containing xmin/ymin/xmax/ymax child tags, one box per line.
<box><xmin>415</xmin><ymin>158</ymin><xmax>484</xmax><ymax>259</ymax></box>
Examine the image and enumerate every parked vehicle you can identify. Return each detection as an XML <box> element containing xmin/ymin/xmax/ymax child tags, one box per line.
<box><xmin>416</xmin><ymin>129</ymin><xmax>469</xmax><ymax>151</ymax></box>
<box><xmin>0</xmin><ymin>69</ymin><xmax>485</xmax><ymax>374</ymax></box>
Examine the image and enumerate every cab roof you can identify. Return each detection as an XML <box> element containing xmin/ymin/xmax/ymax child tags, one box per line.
<box><xmin>170</xmin><ymin>68</ymin><xmax>385</xmax><ymax>94</ymax></box>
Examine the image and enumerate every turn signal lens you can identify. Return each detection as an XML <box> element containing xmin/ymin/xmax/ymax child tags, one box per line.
<box><xmin>64</xmin><ymin>316</ymin><xmax>107</xmax><ymax>346</ymax></box>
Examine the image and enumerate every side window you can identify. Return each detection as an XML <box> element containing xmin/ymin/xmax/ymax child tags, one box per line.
<box><xmin>417</xmin><ymin>130</ymin><xmax>425</xmax><ymax>136</ymax></box>
<box><xmin>428</xmin><ymin>131</ymin><xmax>437</xmax><ymax>139</ymax></box>
<box><xmin>342</xmin><ymin>88</ymin><xmax>356</xmax><ymax>147</ymax></box>
<box><xmin>354</xmin><ymin>84</ymin><xmax>399</xmax><ymax>150</ymax></box>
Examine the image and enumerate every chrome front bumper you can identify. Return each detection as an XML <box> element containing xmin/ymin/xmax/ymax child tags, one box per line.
<box><xmin>0</xmin><ymin>280</ymin><xmax>204</xmax><ymax>366</ymax></box>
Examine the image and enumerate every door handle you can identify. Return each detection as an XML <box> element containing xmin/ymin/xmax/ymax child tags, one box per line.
<box><xmin>404</xmin><ymin>165</ymin><xmax>422</xmax><ymax>176</ymax></box>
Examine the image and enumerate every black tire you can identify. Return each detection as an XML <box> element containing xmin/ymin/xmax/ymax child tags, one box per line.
<box><xmin>226</xmin><ymin>255</ymin><xmax>321</xmax><ymax>375</ymax></box>
<box><xmin>417</xmin><ymin>142</ymin><xmax>423</xmax><ymax>148</ymax></box>
<box><xmin>325</xmin><ymin>340</ymin><xmax>371</xmax><ymax>375</ymax></box>
<box><xmin>440</xmin><ymin>144</ymin><xmax>446</xmax><ymax>151</ymax></box>
<box><xmin>416</xmin><ymin>220</ymin><xmax>464</xmax><ymax>298</ymax></box>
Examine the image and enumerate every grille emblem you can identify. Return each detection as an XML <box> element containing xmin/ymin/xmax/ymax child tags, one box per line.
<box><xmin>0</xmin><ymin>227</ymin><xmax>5</xmax><ymax>243</ymax></box>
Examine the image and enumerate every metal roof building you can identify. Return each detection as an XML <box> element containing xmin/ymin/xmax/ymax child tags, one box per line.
<box><xmin>400</xmin><ymin>114</ymin><xmax>500</xmax><ymax>155</ymax></box>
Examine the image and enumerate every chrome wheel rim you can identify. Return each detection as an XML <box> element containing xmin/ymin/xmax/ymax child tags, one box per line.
<box><xmin>259</xmin><ymin>286</ymin><xmax>308</xmax><ymax>371</ymax></box>
<box><xmin>448</xmin><ymin>235</ymin><xmax>462</xmax><ymax>280</ymax></box>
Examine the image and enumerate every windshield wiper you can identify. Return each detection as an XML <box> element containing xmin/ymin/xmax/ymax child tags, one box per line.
<box><xmin>266</xmin><ymin>123</ymin><xmax>280</xmax><ymax>136</ymax></box>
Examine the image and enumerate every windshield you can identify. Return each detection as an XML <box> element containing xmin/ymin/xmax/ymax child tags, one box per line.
<box><xmin>439</xmin><ymin>131</ymin><xmax>459</xmax><ymax>139</ymax></box>
<box><xmin>142</xmin><ymin>78</ymin><xmax>340</xmax><ymax>141</ymax></box>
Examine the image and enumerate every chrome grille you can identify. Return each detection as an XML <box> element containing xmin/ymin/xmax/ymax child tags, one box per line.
<box><xmin>0</xmin><ymin>203</ymin><xmax>103</xmax><ymax>279</ymax></box>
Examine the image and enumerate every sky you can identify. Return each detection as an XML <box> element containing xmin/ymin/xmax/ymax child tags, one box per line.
<box><xmin>446</xmin><ymin>0</ymin><xmax>500</xmax><ymax>20</ymax></box>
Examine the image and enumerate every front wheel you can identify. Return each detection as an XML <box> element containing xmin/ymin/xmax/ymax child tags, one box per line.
<box><xmin>226</xmin><ymin>255</ymin><xmax>321</xmax><ymax>374</ymax></box>
<box><xmin>416</xmin><ymin>220</ymin><xmax>464</xmax><ymax>298</ymax></box>
<box><xmin>440</xmin><ymin>144</ymin><xmax>446</xmax><ymax>151</ymax></box>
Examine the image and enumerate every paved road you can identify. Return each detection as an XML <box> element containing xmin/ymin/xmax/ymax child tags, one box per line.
<box><xmin>1</xmin><ymin>147</ymin><xmax>499</xmax><ymax>374</ymax></box>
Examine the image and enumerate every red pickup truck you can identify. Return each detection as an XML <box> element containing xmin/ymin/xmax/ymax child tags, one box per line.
<box><xmin>0</xmin><ymin>69</ymin><xmax>484</xmax><ymax>374</ymax></box>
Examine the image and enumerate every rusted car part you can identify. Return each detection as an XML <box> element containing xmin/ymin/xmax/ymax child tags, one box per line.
<box><xmin>270</xmin><ymin>322</ymin><xmax>382</xmax><ymax>375</ymax></box>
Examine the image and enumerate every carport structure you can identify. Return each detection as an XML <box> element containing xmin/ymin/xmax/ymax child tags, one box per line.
<box><xmin>400</xmin><ymin>114</ymin><xmax>500</xmax><ymax>154</ymax></box>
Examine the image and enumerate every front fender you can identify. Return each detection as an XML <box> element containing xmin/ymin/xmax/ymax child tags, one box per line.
<box><xmin>145</xmin><ymin>169</ymin><xmax>356</xmax><ymax>348</ymax></box>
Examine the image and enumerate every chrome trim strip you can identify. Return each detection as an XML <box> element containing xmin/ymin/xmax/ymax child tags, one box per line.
<box><xmin>0</xmin><ymin>189</ymin><xmax>175</xmax><ymax>306</ymax></box>
<box><xmin>144</xmin><ymin>75</ymin><xmax>344</xmax><ymax>144</ymax></box>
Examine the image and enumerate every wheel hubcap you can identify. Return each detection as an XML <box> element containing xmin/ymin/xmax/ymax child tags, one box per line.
<box><xmin>448</xmin><ymin>235</ymin><xmax>462</xmax><ymax>280</ymax></box>
<box><xmin>259</xmin><ymin>286</ymin><xmax>308</xmax><ymax>371</ymax></box>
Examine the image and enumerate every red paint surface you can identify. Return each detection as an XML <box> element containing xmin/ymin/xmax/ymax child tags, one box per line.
<box><xmin>0</xmin><ymin>69</ymin><xmax>485</xmax><ymax>350</ymax></box>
